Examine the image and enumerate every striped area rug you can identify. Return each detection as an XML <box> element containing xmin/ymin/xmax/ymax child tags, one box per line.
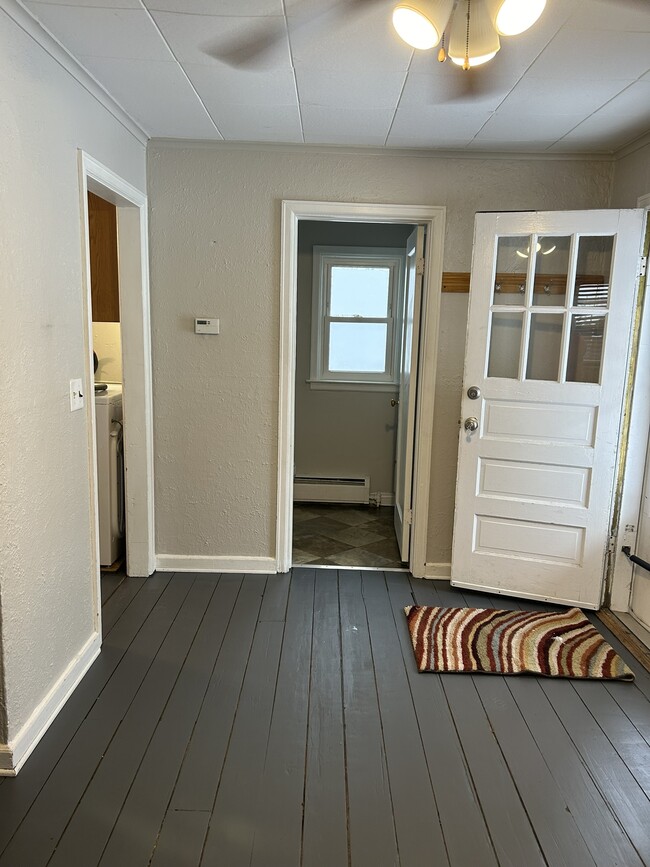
<box><xmin>404</xmin><ymin>606</ymin><xmax>634</xmax><ymax>680</ymax></box>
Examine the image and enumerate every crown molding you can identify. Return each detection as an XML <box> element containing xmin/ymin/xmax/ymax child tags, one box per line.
<box><xmin>615</xmin><ymin>130</ymin><xmax>650</xmax><ymax>162</ymax></box>
<box><xmin>148</xmin><ymin>137</ymin><xmax>615</xmax><ymax>162</ymax></box>
<box><xmin>2</xmin><ymin>0</ymin><xmax>148</xmax><ymax>147</ymax></box>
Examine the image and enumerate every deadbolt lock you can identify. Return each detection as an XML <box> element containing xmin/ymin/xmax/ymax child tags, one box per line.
<box><xmin>467</xmin><ymin>386</ymin><xmax>481</xmax><ymax>400</ymax></box>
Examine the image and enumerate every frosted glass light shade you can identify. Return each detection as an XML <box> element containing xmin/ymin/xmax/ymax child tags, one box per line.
<box><xmin>449</xmin><ymin>0</ymin><xmax>500</xmax><ymax>67</ymax></box>
<box><xmin>487</xmin><ymin>0</ymin><xmax>546</xmax><ymax>36</ymax></box>
<box><xmin>392</xmin><ymin>0</ymin><xmax>454</xmax><ymax>50</ymax></box>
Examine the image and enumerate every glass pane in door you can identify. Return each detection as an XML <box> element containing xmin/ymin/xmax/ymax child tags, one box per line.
<box><xmin>573</xmin><ymin>236</ymin><xmax>614</xmax><ymax>307</ymax></box>
<box><xmin>532</xmin><ymin>236</ymin><xmax>571</xmax><ymax>306</ymax></box>
<box><xmin>493</xmin><ymin>236</ymin><xmax>529</xmax><ymax>305</ymax></box>
<box><xmin>566</xmin><ymin>314</ymin><xmax>605</xmax><ymax>383</ymax></box>
<box><xmin>487</xmin><ymin>312</ymin><xmax>524</xmax><ymax>379</ymax></box>
<box><xmin>526</xmin><ymin>313</ymin><xmax>564</xmax><ymax>381</ymax></box>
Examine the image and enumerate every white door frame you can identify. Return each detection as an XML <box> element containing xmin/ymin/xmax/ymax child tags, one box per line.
<box><xmin>609</xmin><ymin>194</ymin><xmax>650</xmax><ymax>611</ymax></box>
<box><xmin>79</xmin><ymin>152</ymin><xmax>156</xmax><ymax>632</ymax></box>
<box><xmin>276</xmin><ymin>201</ymin><xmax>446</xmax><ymax>577</ymax></box>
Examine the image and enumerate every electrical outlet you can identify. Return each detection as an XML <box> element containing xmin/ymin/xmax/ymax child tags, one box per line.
<box><xmin>69</xmin><ymin>378</ymin><xmax>84</xmax><ymax>411</ymax></box>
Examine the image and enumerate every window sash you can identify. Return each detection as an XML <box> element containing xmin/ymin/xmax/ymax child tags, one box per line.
<box><xmin>311</xmin><ymin>246</ymin><xmax>405</xmax><ymax>387</ymax></box>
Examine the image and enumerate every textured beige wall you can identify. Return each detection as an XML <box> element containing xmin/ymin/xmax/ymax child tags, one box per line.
<box><xmin>295</xmin><ymin>220</ymin><xmax>412</xmax><ymax>496</ymax></box>
<box><xmin>610</xmin><ymin>142</ymin><xmax>650</xmax><ymax>207</ymax></box>
<box><xmin>92</xmin><ymin>322</ymin><xmax>123</xmax><ymax>383</ymax></box>
<box><xmin>147</xmin><ymin>141</ymin><xmax>613</xmax><ymax>562</ymax></box>
<box><xmin>0</xmin><ymin>10</ymin><xmax>145</xmax><ymax>742</ymax></box>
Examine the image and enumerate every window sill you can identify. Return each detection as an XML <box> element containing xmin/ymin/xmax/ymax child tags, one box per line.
<box><xmin>307</xmin><ymin>379</ymin><xmax>399</xmax><ymax>393</ymax></box>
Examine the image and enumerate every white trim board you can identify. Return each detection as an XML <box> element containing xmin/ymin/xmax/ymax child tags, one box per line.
<box><xmin>0</xmin><ymin>632</ymin><xmax>100</xmax><ymax>776</ymax></box>
<box><xmin>277</xmin><ymin>201</ymin><xmax>446</xmax><ymax>579</ymax></box>
<box><xmin>2</xmin><ymin>0</ymin><xmax>147</xmax><ymax>146</ymax></box>
<box><xmin>424</xmin><ymin>562</ymin><xmax>452</xmax><ymax>580</ymax></box>
<box><xmin>156</xmin><ymin>555</ymin><xmax>277</xmax><ymax>574</ymax></box>
<box><xmin>80</xmin><ymin>152</ymin><xmax>156</xmax><ymax>592</ymax></box>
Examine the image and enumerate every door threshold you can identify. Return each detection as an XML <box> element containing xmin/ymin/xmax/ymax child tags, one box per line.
<box><xmin>595</xmin><ymin>609</ymin><xmax>650</xmax><ymax>674</ymax></box>
<box><xmin>292</xmin><ymin>563</ymin><xmax>410</xmax><ymax>573</ymax></box>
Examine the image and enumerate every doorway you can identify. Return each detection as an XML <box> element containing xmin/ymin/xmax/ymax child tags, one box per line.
<box><xmin>292</xmin><ymin>220</ymin><xmax>413</xmax><ymax>569</ymax></box>
<box><xmin>277</xmin><ymin>201</ymin><xmax>446</xmax><ymax>577</ymax></box>
<box><xmin>79</xmin><ymin>152</ymin><xmax>155</xmax><ymax>632</ymax></box>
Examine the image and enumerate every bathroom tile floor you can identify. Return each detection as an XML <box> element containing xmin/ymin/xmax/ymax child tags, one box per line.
<box><xmin>292</xmin><ymin>504</ymin><xmax>403</xmax><ymax>568</ymax></box>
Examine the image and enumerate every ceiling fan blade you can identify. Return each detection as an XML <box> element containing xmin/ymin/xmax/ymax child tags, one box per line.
<box><xmin>202</xmin><ymin>0</ymin><xmax>380</xmax><ymax>69</ymax></box>
<box><xmin>202</xmin><ymin>18</ymin><xmax>287</xmax><ymax>68</ymax></box>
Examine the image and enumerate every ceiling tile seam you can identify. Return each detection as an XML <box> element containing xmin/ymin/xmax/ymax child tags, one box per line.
<box><xmin>142</xmin><ymin>5</ymin><xmax>282</xmax><ymax>19</ymax></box>
<box><xmin>27</xmin><ymin>1</ymin><xmax>136</xmax><ymax>7</ymax></box>
<box><xmin>384</xmin><ymin>50</ymin><xmax>415</xmax><ymax>148</ymax></box>
<box><xmin>137</xmin><ymin>0</ymin><xmax>225</xmax><ymax>139</ymax></box>
<box><xmin>6</xmin><ymin>0</ymin><xmax>148</xmax><ymax>145</ymax></box>
<box><xmin>281</xmin><ymin>0</ymin><xmax>304</xmax><ymax>145</ymax></box>
<box><xmin>549</xmin><ymin>76</ymin><xmax>650</xmax><ymax>153</ymax></box>
<box><xmin>466</xmin><ymin>0</ymin><xmax>579</xmax><ymax>149</ymax></box>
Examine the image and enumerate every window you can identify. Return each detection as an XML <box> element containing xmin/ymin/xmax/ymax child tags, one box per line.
<box><xmin>310</xmin><ymin>246</ymin><xmax>405</xmax><ymax>390</ymax></box>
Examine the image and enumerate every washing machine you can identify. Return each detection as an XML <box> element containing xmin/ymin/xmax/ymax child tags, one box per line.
<box><xmin>95</xmin><ymin>384</ymin><xmax>124</xmax><ymax>566</ymax></box>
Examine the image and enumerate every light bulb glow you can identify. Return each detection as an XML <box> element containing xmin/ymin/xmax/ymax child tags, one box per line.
<box><xmin>392</xmin><ymin>6</ymin><xmax>440</xmax><ymax>49</ymax></box>
<box><xmin>495</xmin><ymin>0</ymin><xmax>546</xmax><ymax>36</ymax></box>
<box><xmin>450</xmin><ymin>49</ymin><xmax>498</xmax><ymax>67</ymax></box>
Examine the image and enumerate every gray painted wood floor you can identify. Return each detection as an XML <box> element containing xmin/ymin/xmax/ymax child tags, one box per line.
<box><xmin>1</xmin><ymin>569</ymin><xmax>649</xmax><ymax>867</ymax></box>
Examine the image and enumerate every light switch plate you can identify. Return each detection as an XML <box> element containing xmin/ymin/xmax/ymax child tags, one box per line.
<box><xmin>70</xmin><ymin>378</ymin><xmax>84</xmax><ymax>411</ymax></box>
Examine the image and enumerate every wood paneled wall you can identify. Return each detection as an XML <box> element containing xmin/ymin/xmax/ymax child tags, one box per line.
<box><xmin>88</xmin><ymin>191</ymin><xmax>120</xmax><ymax>322</ymax></box>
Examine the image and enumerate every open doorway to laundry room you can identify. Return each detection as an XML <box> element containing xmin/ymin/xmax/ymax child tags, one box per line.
<box><xmin>292</xmin><ymin>219</ymin><xmax>415</xmax><ymax>570</ymax></box>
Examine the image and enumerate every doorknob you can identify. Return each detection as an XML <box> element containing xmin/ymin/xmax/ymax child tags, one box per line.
<box><xmin>467</xmin><ymin>386</ymin><xmax>481</xmax><ymax>400</ymax></box>
<box><xmin>391</xmin><ymin>398</ymin><xmax>399</xmax><ymax>407</ymax></box>
<box><xmin>464</xmin><ymin>417</ymin><xmax>479</xmax><ymax>433</ymax></box>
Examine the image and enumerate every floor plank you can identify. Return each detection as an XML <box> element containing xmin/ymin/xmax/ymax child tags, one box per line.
<box><xmin>99</xmin><ymin>574</ymin><xmax>242</xmax><ymax>867</ymax></box>
<box><xmin>48</xmin><ymin>576</ymin><xmax>217</xmax><ymax>867</ymax></box>
<box><xmin>249</xmin><ymin>569</ymin><xmax>315</xmax><ymax>867</ymax></box>
<box><xmin>1</xmin><ymin>570</ymin><xmax>649</xmax><ymax>867</ymax></box>
<box><xmin>363</xmin><ymin>572</ymin><xmax>449</xmax><ymax>867</ymax></box>
<box><xmin>339</xmin><ymin>570</ymin><xmax>400</xmax><ymax>867</ymax></box>
<box><xmin>302</xmin><ymin>571</ymin><xmax>349</xmax><ymax>867</ymax></box>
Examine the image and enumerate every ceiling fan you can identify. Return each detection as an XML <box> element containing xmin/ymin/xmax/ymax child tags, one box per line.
<box><xmin>204</xmin><ymin>0</ymin><xmax>647</xmax><ymax>75</ymax></box>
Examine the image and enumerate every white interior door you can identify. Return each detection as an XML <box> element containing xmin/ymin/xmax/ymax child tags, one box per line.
<box><xmin>394</xmin><ymin>225</ymin><xmax>425</xmax><ymax>562</ymax></box>
<box><xmin>452</xmin><ymin>210</ymin><xmax>645</xmax><ymax>609</ymax></box>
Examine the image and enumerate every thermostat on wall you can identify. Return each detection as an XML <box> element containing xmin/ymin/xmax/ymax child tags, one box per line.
<box><xmin>195</xmin><ymin>317</ymin><xmax>220</xmax><ymax>335</ymax></box>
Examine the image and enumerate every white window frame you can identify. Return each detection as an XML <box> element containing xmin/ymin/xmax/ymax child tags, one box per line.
<box><xmin>309</xmin><ymin>245</ymin><xmax>406</xmax><ymax>391</ymax></box>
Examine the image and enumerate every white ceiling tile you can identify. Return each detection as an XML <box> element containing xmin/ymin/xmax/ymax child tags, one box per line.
<box><xmin>209</xmin><ymin>103</ymin><xmax>303</xmax><ymax>141</ymax></box>
<box><xmin>304</xmin><ymin>132</ymin><xmax>389</xmax><ymax>146</ymax></box>
<box><xmin>399</xmin><ymin>71</ymin><xmax>514</xmax><ymax>112</ymax></box>
<box><xmin>472</xmin><ymin>112</ymin><xmax>585</xmax><ymax>143</ymax></box>
<box><xmin>184</xmin><ymin>63</ymin><xmax>296</xmax><ymax>107</ymax></box>
<box><xmin>150</xmin><ymin>11</ymin><xmax>292</xmax><ymax>69</ymax></box>
<box><xmin>289</xmin><ymin>1</ymin><xmax>411</xmax><ymax>71</ymax></box>
<box><xmin>527</xmin><ymin>29</ymin><xmax>650</xmax><ymax>81</ymax></box>
<box><xmin>23</xmin><ymin>4</ymin><xmax>171</xmax><ymax>60</ymax></box>
<box><xmin>465</xmin><ymin>140</ymin><xmax>558</xmax><ymax>152</ymax></box>
<box><xmin>27</xmin><ymin>0</ymin><xmax>141</xmax><ymax>7</ymax></box>
<box><xmin>497</xmin><ymin>76</ymin><xmax>636</xmax><ymax>116</ymax></box>
<box><xmin>301</xmin><ymin>105</ymin><xmax>393</xmax><ymax>139</ymax></box>
<box><xmin>553</xmin><ymin>81</ymin><xmax>650</xmax><ymax>150</ymax></box>
<box><xmin>565</xmin><ymin>0</ymin><xmax>650</xmax><ymax>33</ymax></box>
<box><xmin>78</xmin><ymin>56</ymin><xmax>220</xmax><ymax>138</ymax></box>
<box><xmin>386</xmin><ymin>134</ymin><xmax>473</xmax><ymax>148</ymax></box>
<box><xmin>144</xmin><ymin>0</ymin><xmax>283</xmax><ymax>15</ymax></box>
<box><xmin>389</xmin><ymin>104</ymin><xmax>493</xmax><ymax>139</ymax></box>
<box><xmin>296</xmin><ymin>66</ymin><xmax>405</xmax><ymax>110</ymax></box>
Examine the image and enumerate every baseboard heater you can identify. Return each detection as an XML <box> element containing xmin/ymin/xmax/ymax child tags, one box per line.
<box><xmin>294</xmin><ymin>475</ymin><xmax>370</xmax><ymax>505</ymax></box>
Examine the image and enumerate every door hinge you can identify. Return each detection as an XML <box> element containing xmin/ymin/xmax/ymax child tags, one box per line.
<box><xmin>406</xmin><ymin>508</ymin><xmax>413</xmax><ymax>525</ymax></box>
<box><xmin>607</xmin><ymin>534</ymin><xmax>617</xmax><ymax>555</ymax></box>
<box><xmin>639</xmin><ymin>256</ymin><xmax>647</xmax><ymax>279</ymax></box>
<box><xmin>416</xmin><ymin>257</ymin><xmax>425</xmax><ymax>276</ymax></box>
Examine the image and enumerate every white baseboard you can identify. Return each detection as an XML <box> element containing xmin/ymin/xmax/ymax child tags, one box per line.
<box><xmin>156</xmin><ymin>555</ymin><xmax>277</xmax><ymax>574</ymax></box>
<box><xmin>423</xmin><ymin>562</ymin><xmax>452</xmax><ymax>579</ymax></box>
<box><xmin>0</xmin><ymin>631</ymin><xmax>101</xmax><ymax>776</ymax></box>
<box><xmin>370</xmin><ymin>491</ymin><xmax>395</xmax><ymax>507</ymax></box>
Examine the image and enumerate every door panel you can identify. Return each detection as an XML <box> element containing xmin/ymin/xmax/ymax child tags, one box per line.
<box><xmin>452</xmin><ymin>210</ymin><xmax>645</xmax><ymax>608</ymax></box>
<box><xmin>394</xmin><ymin>226</ymin><xmax>425</xmax><ymax>562</ymax></box>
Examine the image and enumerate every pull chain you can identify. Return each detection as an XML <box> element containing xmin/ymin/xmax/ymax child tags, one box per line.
<box><xmin>438</xmin><ymin>30</ymin><xmax>447</xmax><ymax>62</ymax></box>
<box><xmin>463</xmin><ymin>0</ymin><xmax>471</xmax><ymax>70</ymax></box>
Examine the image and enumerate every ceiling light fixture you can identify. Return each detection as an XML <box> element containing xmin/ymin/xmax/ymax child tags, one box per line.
<box><xmin>392</xmin><ymin>0</ymin><xmax>546</xmax><ymax>69</ymax></box>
